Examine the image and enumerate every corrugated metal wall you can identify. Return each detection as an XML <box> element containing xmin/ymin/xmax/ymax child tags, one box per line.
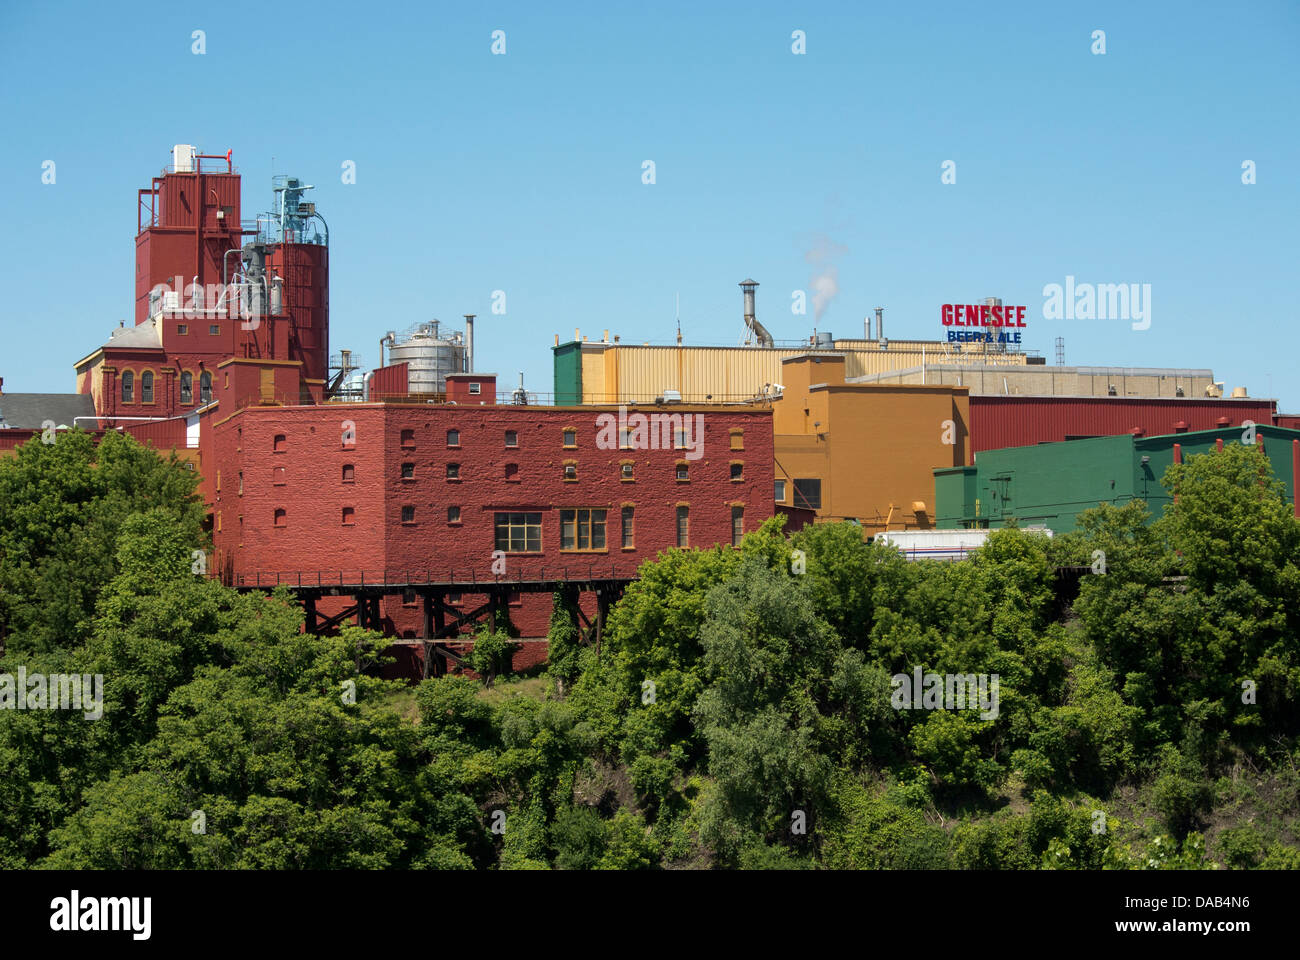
<box><xmin>970</xmin><ymin>396</ymin><xmax>1277</xmax><ymax>453</ymax></box>
<box><xmin>566</xmin><ymin>342</ymin><xmax>1027</xmax><ymax>404</ymax></box>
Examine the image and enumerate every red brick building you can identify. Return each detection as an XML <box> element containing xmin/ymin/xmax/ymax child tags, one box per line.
<box><xmin>210</xmin><ymin>385</ymin><xmax>775</xmax><ymax>648</ymax></box>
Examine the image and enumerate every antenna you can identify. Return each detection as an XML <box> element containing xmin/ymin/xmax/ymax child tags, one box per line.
<box><xmin>675</xmin><ymin>292</ymin><xmax>682</xmax><ymax>345</ymax></box>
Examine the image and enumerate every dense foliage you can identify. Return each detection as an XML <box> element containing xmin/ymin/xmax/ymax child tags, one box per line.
<box><xmin>1</xmin><ymin>432</ymin><xmax>1297</xmax><ymax>868</ymax></box>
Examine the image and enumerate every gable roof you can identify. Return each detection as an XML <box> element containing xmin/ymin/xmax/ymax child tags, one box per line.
<box><xmin>0</xmin><ymin>393</ymin><xmax>97</xmax><ymax>430</ymax></box>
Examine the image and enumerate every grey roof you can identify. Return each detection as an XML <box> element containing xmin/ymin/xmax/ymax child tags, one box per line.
<box><xmin>0</xmin><ymin>393</ymin><xmax>97</xmax><ymax>430</ymax></box>
<box><xmin>102</xmin><ymin>317</ymin><xmax>164</xmax><ymax>350</ymax></box>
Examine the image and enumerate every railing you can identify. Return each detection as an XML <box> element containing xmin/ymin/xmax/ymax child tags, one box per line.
<box><xmin>222</xmin><ymin>561</ymin><xmax>635</xmax><ymax>590</ymax></box>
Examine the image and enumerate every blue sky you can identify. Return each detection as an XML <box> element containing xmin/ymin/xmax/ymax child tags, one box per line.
<box><xmin>1</xmin><ymin>1</ymin><xmax>1296</xmax><ymax>405</ymax></box>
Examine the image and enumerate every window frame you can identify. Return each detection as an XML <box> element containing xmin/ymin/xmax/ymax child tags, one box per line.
<box><xmin>494</xmin><ymin>512</ymin><xmax>542</xmax><ymax>553</ymax></box>
<box><xmin>559</xmin><ymin>507</ymin><xmax>608</xmax><ymax>553</ymax></box>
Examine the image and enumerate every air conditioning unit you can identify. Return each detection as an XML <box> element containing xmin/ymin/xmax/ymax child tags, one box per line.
<box><xmin>162</xmin><ymin>291</ymin><xmax>180</xmax><ymax>312</ymax></box>
<box><xmin>296</xmin><ymin>202</ymin><xmax>315</xmax><ymax>216</ymax></box>
<box><xmin>659</xmin><ymin>389</ymin><xmax>682</xmax><ymax>404</ymax></box>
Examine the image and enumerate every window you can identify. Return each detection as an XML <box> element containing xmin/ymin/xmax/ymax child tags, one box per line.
<box><xmin>674</xmin><ymin>427</ymin><xmax>688</xmax><ymax>449</ymax></box>
<box><xmin>180</xmin><ymin>371</ymin><xmax>193</xmax><ymax>405</ymax></box>
<box><xmin>273</xmin><ymin>466</ymin><xmax>286</xmax><ymax>485</ymax></box>
<box><xmin>402</xmin><ymin>588</ymin><xmax>417</xmax><ymax>606</ymax></box>
<box><xmin>560</xmin><ymin>508</ymin><xmax>607</xmax><ymax>551</ymax></box>
<box><xmin>469</xmin><ymin>382</ymin><xmax>482</xmax><ymax>395</ymax></box>
<box><xmin>564</xmin><ymin>463</ymin><xmax>577</xmax><ymax>480</ymax></box>
<box><xmin>446</xmin><ymin>463</ymin><xmax>460</xmax><ymax>480</ymax></box>
<box><xmin>621</xmin><ymin>506</ymin><xmax>634</xmax><ymax>549</ymax></box>
<box><xmin>448</xmin><ymin>592</ymin><xmax>462</xmax><ymax>606</ymax></box>
<box><xmin>730</xmin><ymin>462</ymin><xmax>743</xmax><ymax>481</ymax></box>
<box><xmin>494</xmin><ymin>512</ymin><xmax>542</xmax><ymax>552</ymax></box>
<box><xmin>400</xmin><ymin>429</ymin><xmax>415</xmax><ymax>448</ymax></box>
<box><xmin>121</xmin><ymin>371</ymin><xmax>134</xmax><ymax>402</ymax></box>
<box><xmin>505</xmin><ymin>463</ymin><xmax>519</xmax><ymax>480</ymax></box>
<box><xmin>505</xmin><ymin>430</ymin><xmax>518</xmax><ymax>447</ymax></box>
<box><xmin>447</xmin><ymin>429</ymin><xmax>460</xmax><ymax>447</ymax></box>
<box><xmin>620</xmin><ymin>462</ymin><xmax>634</xmax><ymax>480</ymax></box>
<box><xmin>675</xmin><ymin>506</ymin><xmax>689</xmax><ymax>547</ymax></box>
<box><xmin>273</xmin><ymin>508</ymin><xmax>286</xmax><ymax>527</ymax></box>
<box><xmin>793</xmin><ymin>478</ymin><xmax>821</xmax><ymax>510</ymax></box>
<box><xmin>273</xmin><ymin>434</ymin><xmax>286</xmax><ymax>452</ymax></box>
<box><xmin>447</xmin><ymin>506</ymin><xmax>461</xmax><ymax>523</ymax></box>
<box><xmin>342</xmin><ymin>507</ymin><xmax>355</xmax><ymax>525</ymax></box>
<box><xmin>199</xmin><ymin>371</ymin><xmax>212</xmax><ymax>403</ymax></box>
<box><xmin>730</xmin><ymin>429</ymin><xmax>744</xmax><ymax>451</ymax></box>
<box><xmin>562</xmin><ymin>428</ymin><xmax>577</xmax><ymax>447</ymax></box>
<box><xmin>141</xmin><ymin>371</ymin><xmax>154</xmax><ymax>403</ymax></box>
<box><xmin>774</xmin><ymin>479</ymin><xmax>786</xmax><ymax>502</ymax></box>
<box><xmin>177</xmin><ymin>324</ymin><xmax>188</xmax><ymax>335</ymax></box>
<box><xmin>676</xmin><ymin>463</ymin><xmax>689</xmax><ymax>481</ymax></box>
<box><xmin>731</xmin><ymin>506</ymin><xmax>744</xmax><ymax>547</ymax></box>
<box><xmin>618</xmin><ymin>427</ymin><xmax>633</xmax><ymax>449</ymax></box>
<box><xmin>401</xmin><ymin>506</ymin><xmax>416</xmax><ymax>524</ymax></box>
<box><xmin>401</xmin><ymin>462</ymin><xmax>415</xmax><ymax>479</ymax></box>
<box><xmin>209</xmin><ymin>324</ymin><xmax>220</xmax><ymax>335</ymax></box>
<box><xmin>342</xmin><ymin>464</ymin><xmax>355</xmax><ymax>482</ymax></box>
<box><xmin>238</xmin><ymin>472</ymin><xmax>243</xmax><ymax>495</ymax></box>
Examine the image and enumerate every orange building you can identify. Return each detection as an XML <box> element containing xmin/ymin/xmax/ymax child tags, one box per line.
<box><xmin>772</xmin><ymin>354</ymin><xmax>971</xmax><ymax>534</ymax></box>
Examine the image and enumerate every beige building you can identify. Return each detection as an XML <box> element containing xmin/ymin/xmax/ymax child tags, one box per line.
<box><xmin>851</xmin><ymin>363</ymin><xmax>1224</xmax><ymax>399</ymax></box>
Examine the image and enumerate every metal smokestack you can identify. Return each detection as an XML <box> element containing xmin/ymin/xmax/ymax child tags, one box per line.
<box><xmin>464</xmin><ymin>314</ymin><xmax>475</xmax><ymax>373</ymax></box>
<box><xmin>739</xmin><ymin>278</ymin><xmax>773</xmax><ymax>347</ymax></box>
<box><xmin>864</xmin><ymin>315</ymin><xmax>871</xmax><ymax>340</ymax></box>
<box><xmin>874</xmin><ymin>307</ymin><xmax>884</xmax><ymax>344</ymax></box>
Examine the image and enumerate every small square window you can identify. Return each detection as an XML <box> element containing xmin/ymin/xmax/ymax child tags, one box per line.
<box><xmin>563</xmin><ymin>428</ymin><xmax>577</xmax><ymax>447</ymax></box>
<box><xmin>469</xmin><ymin>382</ymin><xmax>482</xmax><ymax>395</ymax></box>
<box><xmin>505</xmin><ymin>430</ymin><xmax>518</xmax><ymax>447</ymax></box>
<box><xmin>273</xmin><ymin>434</ymin><xmax>286</xmax><ymax>452</ymax></box>
<box><xmin>676</xmin><ymin>464</ymin><xmax>689</xmax><ymax>481</ymax></box>
<box><xmin>447</xmin><ymin>506</ymin><xmax>461</xmax><ymax>523</ymax></box>
<box><xmin>401</xmin><ymin>506</ymin><xmax>415</xmax><ymax>524</ymax></box>
<box><xmin>400</xmin><ymin>429</ymin><xmax>415</xmax><ymax>448</ymax></box>
<box><xmin>401</xmin><ymin>462</ymin><xmax>415</xmax><ymax>479</ymax></box>
<box><xmin>730</xmin><ymin>462</ymin><xmax>743</xmax><ymax>481</ymax></box>
<box><xmin>505</xmin><ymin>463</ymin><xmax>519</xmax><ymax>480</ymax></box>
<box><xmin>447</xmin><ymin>463</ymin><xmax>460</xmax><ymax>479</ymax></box>
<box><xmin>342</xmin><ymin>507</ymin><xmax>355</xmax><ymax>525</ymax></box>
<box><xmin>273</xmin><ymin>466</ymin><xmax>286</xmax><ymax>485</ymax></box>
<box><xmin>621</xmin><ymin>463</ymin><xmax>634</xmax><ymax>480</ymax></box>
<box><xmin>274</xmin><ymin>508</ymin><xmax>287</xmax><ymax>527</ymax></box>
<box><xmin>774</xmin><ymin>479</ymin><xmax>786</xmax><ymax>502</ymax></box>
<box><xmin>447</xmin><ymin>429</ymin><xmax>460</xmax><ymax>447</ymax></box>
<box><xmin>177</xmin><ymin>324</ymin><xmax>188</xmax><ymax>335</ymax></box>
<box><xmin>730</xmin><ymin>430</ymin><xmax>744</xmax><ymax>451</ymax></box>
<box><xmin>402</xmin><ymin>588</ymin><xmax>417</xmax><ymax>606</ymax></box>
<box><xmin>209</xmin><ymin>324</ymin><xmax>220</xmax><ymax>336</ymax></box>
<box><xmin>342</xmin><ymin>464</ymin><xmax>355</xmax><ymax>482</ymax></box>
<box><xmin>564</xmin><ymin>464</ymin><xmax>577</xmax><ymax>480</ymax></box>
<box><xmin>448</xmin><ymin>592</ymin><xmax>462</xmax><ymax>606</ymax></box>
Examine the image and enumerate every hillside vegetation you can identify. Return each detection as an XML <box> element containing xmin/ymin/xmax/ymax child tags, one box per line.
<box><xmin>1</xmin><ymin>432</ymin><xmax>1297</xmax><ymax>869</ymax></box>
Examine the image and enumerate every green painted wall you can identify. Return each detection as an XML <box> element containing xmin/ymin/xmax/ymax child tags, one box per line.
<box><xmin>553</xmin><ymin>343</ymin><xmax>583</xmax><ymax>406</ymax></box>
<box><xmin>936</xmin><ymin>426</ymin><xmax>1300</xmax><ymax>532</ymax></box>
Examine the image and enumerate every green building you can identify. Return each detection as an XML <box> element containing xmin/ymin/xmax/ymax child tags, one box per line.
<box><xmin>935</xmin><ymin>425</ymin><xmax>1300</xmax><ymax>532</ymax></box>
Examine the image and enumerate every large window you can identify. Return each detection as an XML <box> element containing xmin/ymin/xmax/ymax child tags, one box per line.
<box><xmin>675</xmin><ymin>505</ymin><xmax>689</xmax><ymax>547</ymax></box>
<box><xmin>180</xmin><ymin>371</ymin><xmax>193</xmax><ymax>405</ymax></box>
<box><xmin>120</xmin><ymin>371</ymin><xmax>134</xmax><ymax>402</ymax></box>
<box><xmin>560</xmin><ymin>508</ymin><xmax>607</xmax><ymax>551</ymax></box>
<box><xmin>199</xmin><ymin>371</ymin><xmax>213</xmax><ymax>403</ymax></box>
<box><xmin>731</xmin><ymin>506</ymin><xmax>744</xmax><ymax>547</ymax></box>
<box><xmin>774</xmin><ymin>479</ymin><xmax>786</xmax><ymax>502</ymax></box>
<box><xmin>793</xmin><ymin>478</ymin><xmax>821</xmax><ymax>510</ymax></box>
<box><xmin>495</xmin><ymin>512</ymin><xmax>542</xmax><ymax>552</ymax></box>
<box><xmin>141</xmin><ymin>370</ymin><xmax>154</xmax><ymax>403</ymax></box>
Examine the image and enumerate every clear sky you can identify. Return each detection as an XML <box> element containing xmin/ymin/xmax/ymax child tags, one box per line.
<box><xmin>1</xmin><ymin>1</ymin><xmax>1296</xmax><ymax>406</ymax></box>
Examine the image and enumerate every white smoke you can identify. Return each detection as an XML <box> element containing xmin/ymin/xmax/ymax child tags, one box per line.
<box><xmin>805</xmin><ymin>233</ymin><xmax>847</xmax><ymax>321</ymax></box>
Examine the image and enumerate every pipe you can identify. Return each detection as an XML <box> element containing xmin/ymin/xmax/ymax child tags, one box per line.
<box><xmin>364</xmin><ymin>371</ymin><xmax>374</xmax><ymax>401</ymax></box>
<box><xmin>464</xmin><ymin>315</ymin><xmax>475</xmax><ymax>373</ymax></box>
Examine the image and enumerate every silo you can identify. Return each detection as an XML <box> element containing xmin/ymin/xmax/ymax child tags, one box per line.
<box><xmin>386</xmin><ymin>321</ymin><xmax>468</xmax><ymax>395</ymax></box>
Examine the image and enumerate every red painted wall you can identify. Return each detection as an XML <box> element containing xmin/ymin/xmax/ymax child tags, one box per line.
<box><xmin>212</xmin><ymin>403</ymin><xmax>774</xmax><ymax>636</ymax></box>
<box><xmin>970</xmin><ymin>395</ymin><xmax>1277</xmax><ymax>453</ymax></box>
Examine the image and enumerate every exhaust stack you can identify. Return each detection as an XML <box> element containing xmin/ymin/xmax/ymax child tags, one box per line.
<box><xmin>464</xmin><ymin>314</ymin><xmax>475</xmax><ymax>373</ymax></box>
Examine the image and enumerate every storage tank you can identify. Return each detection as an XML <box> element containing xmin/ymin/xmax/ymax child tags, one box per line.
<box><xmin>386</xmin><ymin>321</ymin><xmax>468</xmax><ymax>394</ymax></box>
